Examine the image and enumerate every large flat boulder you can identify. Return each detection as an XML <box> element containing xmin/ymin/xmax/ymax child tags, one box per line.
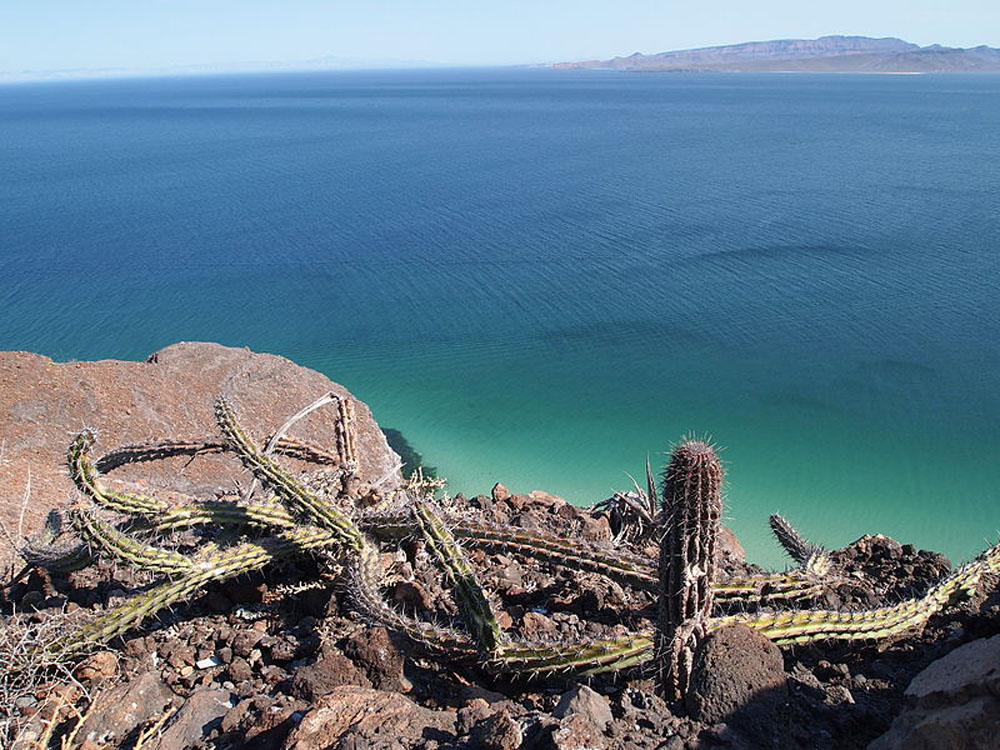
<box><xmin>0</xmin><ymin>342</ymin><xmax>401</xmax><ymax>568</ymax></box>
<box><xmin>869</xmin><ymin>635</ymin><xmax>1000</xmax><ymax>750</ymax></box>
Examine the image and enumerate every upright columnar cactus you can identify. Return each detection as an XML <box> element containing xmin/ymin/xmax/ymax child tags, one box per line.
<box><xmin>656</xmin><ymin>440</ymin><xmax>724</xmax><ymax>700</ymax></box>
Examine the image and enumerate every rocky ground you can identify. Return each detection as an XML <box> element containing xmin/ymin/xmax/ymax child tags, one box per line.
<box><xmin>2</xmin><ymin>343</ymin><xmax>999</xmax><ymax>750</ymax></box>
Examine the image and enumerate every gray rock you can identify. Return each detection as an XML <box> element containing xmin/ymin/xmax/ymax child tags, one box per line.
<box><xmin>870</xmin><ymin>636</ymin><xmax>1000</xmax><ymax>750</ymax></box>
<box><xmin>150</xmin><ymin>689</ymin><xmax>233</xmax><ymax>750</ymax></box>
<box><xmin>553</xmin><ymin>684</ymin><xmax>613</xmax><ymax>730</ymax></box>
<box><xmin>79</xmin><ymin>671</ymin><xmax>174</xmax><ymax>745</ymax></box>
<box><xmin>906</xmin><ymin>635</ymin><xmax>1000</xmax><ymax>707</ymax></box>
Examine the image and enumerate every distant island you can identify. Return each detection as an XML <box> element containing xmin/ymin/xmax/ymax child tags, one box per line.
<box><xmin>552</xmin><ymin>35</ymin><xmax>1000</xmax><ymax>73</ymax></box>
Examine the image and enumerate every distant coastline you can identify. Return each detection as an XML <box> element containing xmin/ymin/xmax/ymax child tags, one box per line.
<box><xmin>552</xmin><ymin>35</ymin><xmax>1000</xmax><ymax>74</ymax></box>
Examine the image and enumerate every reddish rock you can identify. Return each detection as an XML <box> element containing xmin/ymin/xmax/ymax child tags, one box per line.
<box><xmin>491</xmin><ymin>482</ymin><xmax>511</xmax><ymax>502</ymax></box>
<box><xmin>73</xmin><ymin>651</ymin><xmax>118</xmax><ymax>683</ymax></box>
<box><xmin>0</xmin><ymin>342</ymin><xmax>401</xmax><ymax>568</ymax></box>
<box><xmin>291</xmin><ymin>645</ymin><xmax>371</xmax><ymax>701</ymax></box>
<box><xmin>522</xmin><ymin>611</ymin><xmax>557</xmax><ymax>638</ymax></box>
<box><xmin>282</xmin><ymin>686</ymin><xmax>456</xmax><ymax>750</ymax></box>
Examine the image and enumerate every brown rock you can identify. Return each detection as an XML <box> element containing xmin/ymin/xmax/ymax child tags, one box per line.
<box><xmin>470</xmin><ymin>708</ymin><xmax>522</xmax><ymax>750</ymax></box>
<box><xmin>717</xmin><ymin>526</ymin><xmax>747</xmax><ymax>566</ymax></box>
<box><xmin>0</xmin><ymin>342</ymin><xmax>402</xmax><ymax>568</ymax></box>
<box><xmin>73</xmin><ymin>651</ymin><xmax>118</xmax><ymax>682</ymax></box>
<box><xmin>343</xmin><ymin>626</ymin><xmax>408</xmax><ymax>692</ymax></box>
<box><xmin>551</xmin><ymin>712</ymin><xmax>608</xmax><ymax>749</ymax></box>
<box><xmin>491</xmin><ymin>482</ymin><xmax>511</xmax><ymax>502</ymax></box>
<box><xmin>391</xmin><ymin>580</ymin><xmax>434</xmax><ymax>613</ymax></box>
<box><xmin>579</xmin><ymin>514</ymin><xmax>612</xmax><ymax>542</ymax></box>
<box><xmin>521</xmin><ymin>611</ymin><xmax>557</xmax><ymax>638</ymax></box>
<box><xmin>282</xmin><ymin>686</ymin><xmax>456</xmax><ymax>750</ymax></box>
<box><xmin>291</xmin><ymin>645</ymin><xmax>371</xmax><ymax>701</ymax></box>
<box><xmin>686</xmin><ymin>624</ymin><xmax>787</xmax><ymax>742</ymax></box>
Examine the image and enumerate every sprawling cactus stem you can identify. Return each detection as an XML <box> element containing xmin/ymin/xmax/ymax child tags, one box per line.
<box><xmin>63</xmin><ymin>525</ymin><xmax>339</xmax><ymax>650</ymax></box>
<box><xmin>494</xmin><ymin>634</ymin><xmax>655</xmax><ymax>675</ymax></box>
<box><xmin>33</xmin><ymin>391</ymin><xmax>1000</xmax><ymax>682</ymax></box>
<box><xmin>95</xmin><ymin>435</ymin><xmax>341</xmax><ymax>474</ymax></box>
<box><xmin>214</xmin><ymin>397</ymin><xmax>365</xmax><ymax>549</ymax></box>
<box><xmin>769</xmin><ymin>513</ymin><xmax>830</xmax><ymax>574</ymax></box>
<box><xmin>70</xmin><ymin>505</ymin><xmax>195</xmax><ymax>575</ymax></box>
<box><xmin>68</xmin><ymin>431</ymin><xmax>169</xmax><ymax>516</ymax></box>
<box><xmin>153</xmin><ymin>499</ymin><xmax>299</xmax><ymax>532</ymax></box>
<box><xmin>724</xmin><ymin>540</ymin><xmax>1000</xmax><ymax>644</ymax></box>
<box><xmin>656</xmin><ymin>440</ymin><xmax>723</xmax><ymax>701</ymax></box>
<box><xmin>362</xmin><ymin>512</ymin><xmax>825</xmax><ymax>606</ymax></box>
<box><xmin>345</xmin><ymin>536</ymin><xmax>478</xmax><ymax>655</ymax></box>
<box><xmin>412</xmin><ymin>502</ymin><xmax>503</xmax><ymax>654</ymax></box>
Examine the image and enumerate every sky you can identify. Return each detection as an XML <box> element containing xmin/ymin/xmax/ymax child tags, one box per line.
<box><xmin>2</xmin><ymin>0</ymin><xmax>998</xmax><ymax>74</ymax></box>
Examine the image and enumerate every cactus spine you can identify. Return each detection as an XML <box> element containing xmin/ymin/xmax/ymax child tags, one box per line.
<box><xmin>656</xmin><ymin>440</ymin><xmax>724</xmax><ymax>701</ymax></box>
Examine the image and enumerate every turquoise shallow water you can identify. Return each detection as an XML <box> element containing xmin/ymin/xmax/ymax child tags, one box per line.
<box><xmin>2</xmin><ymin>69</ymin><xmax>999</xmax><ymax>568</ymax></box>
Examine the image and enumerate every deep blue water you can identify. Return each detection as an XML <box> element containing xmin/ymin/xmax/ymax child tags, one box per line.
<box><xmin>2</xmin><ymin>68</ymin><xmax>999</xmax><ymax>567</ymax></box>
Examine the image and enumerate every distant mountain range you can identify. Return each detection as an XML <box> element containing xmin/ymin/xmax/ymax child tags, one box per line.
<box><xmin>552</xmin><ymin>36</ymin><xmax>1000</xmax><ymax>73</ymax></box>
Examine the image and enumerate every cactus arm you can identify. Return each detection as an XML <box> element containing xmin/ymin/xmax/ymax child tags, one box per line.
<box><xmin>363</xmin><ymin>512</ymin><xmax>827</xmax><ymax>606</ymax></box>
<box><xmin>334</xmin><ymin>397</ymin><xmax>359</xmax><ymax>470</ymax></box>
<box><xmin>769</xmin><ymin>513</ymin><xmax>829</xmax><ymax>568</ymax></box>
<box><xmin>345</xmin><ymin>539</ymin><xmax>478</xmax><ymax>655</ymax></box>
<box><xmin>95</xmin><ymin>436</ymin><xmax>342</xmax><ymax>474</ymax></box>
<box><xmin>21</xmin><ymin>539</ymin><xmax>92</xmax><ymax>572</ymax></box>
<box><xmin>214</xmin><ymin>397</ymin><xmax>365</xmax><ymax>548</ymax></box>
<box><xmin>713</xmin><ymin>570</ymin><xmax>825</xmax><ymax>604</ymax></box>
<box><xmin>69</xmin><ymin>506</ymin><xmax>195</xmax><ymax>575</ymax></box>
<box><xmin>364</xmin><ymin>512</ymin><xmax>658</xmax><ymax>590</ymax></box>
<box><xmin>152</xmin><ymin>499</ymin><xmax>298</xmax><ymax>532</ymax></box>
<box><xmin>412</xmin><ymin>502</ymin><xmax>503</xmax><ymax>654</ymax></box>
<box><xmin>724</xmin><ymin>541</ymin><xmax>1000</xmax><ymax>645</ymax></box>
<box><xmin>68</xmin><ymin>431</ymin><xmax>169</xmax><ymax>516</ymax></box>
<box><xmin>492</xmin><ymin>633</ymin><xmax>654</xmax><ymax>675</ymax></box>
<box><xmin>62</xmin><ymin>524</ymin><xmax>341</xmax><ymax>650</ymax></box>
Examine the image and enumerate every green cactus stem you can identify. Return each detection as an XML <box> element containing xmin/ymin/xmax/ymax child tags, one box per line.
<box><xmin>412</xmin><ymin>501</ymin><xmax>503</xmax><ymax>654</ymax></box>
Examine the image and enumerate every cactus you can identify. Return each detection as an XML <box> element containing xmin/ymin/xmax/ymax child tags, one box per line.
<box><xmin>18</xmin><ymin>394</ymin><xmax>1000</xmax><ymax>697</ymax></box>
<box><xmin>655</xmin><ymin>440</ymin><xmax>724</xmax><ymax>700</ymax></box>
<box><xmin>769</xmin><ymin>513</ymin><xmax>831</xmax><ymax>575</ymax></box>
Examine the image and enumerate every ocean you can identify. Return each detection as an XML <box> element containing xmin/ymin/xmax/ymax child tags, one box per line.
<box><xmin>2</xmin><ymin>68</ymin><xmax>998</xmax><ymax>568</ymax></box>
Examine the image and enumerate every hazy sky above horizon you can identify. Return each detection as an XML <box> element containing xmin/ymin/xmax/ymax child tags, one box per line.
<box><xmin>2</xmin><ymin>0</ymin><xmax>998</xmax><ymax>72</ymax></box>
